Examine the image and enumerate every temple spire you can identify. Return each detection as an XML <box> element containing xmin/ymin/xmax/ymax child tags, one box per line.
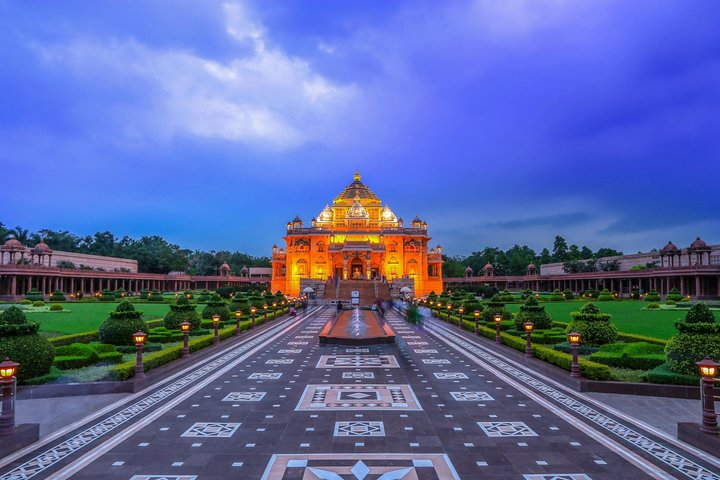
<box><xmin>354</xmin><ymin>170</ymin><xmax>361</xmax><ymax>182</ymax></box>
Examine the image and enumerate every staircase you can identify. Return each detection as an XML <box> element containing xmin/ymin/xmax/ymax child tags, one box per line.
<box><xmin>335</xmin><ymin>280</ymin><xmax>381</xmax><ymax>305</ymax></box>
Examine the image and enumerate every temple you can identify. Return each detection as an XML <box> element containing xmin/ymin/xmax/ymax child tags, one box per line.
<box><xmin>271</xmin><ymin>171</ymin><xmax>444</xmax><ymax>297</ymax></box>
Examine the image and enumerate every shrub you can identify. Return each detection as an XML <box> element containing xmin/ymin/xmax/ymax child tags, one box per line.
<box><xmin>645</xmin><ymin>291</ymin><xmax>661</xmax><ymax>302</ymax></box>
<box><xmin>566</xmin><ymin>302</ymin><xmax>617</xmax><ymax>346</ymax></box>
<box><xmin>49</xmin><ymin>331</ymin><xmax>98</xmax><ymax>346</ymax></box>
<box><xmin>583</xmin><ymin>289</ymin><xmax>600</xmax><ymax>299</ymax></box>
<box><xmin>197</xmin><ymin>290</ymin><xmax>211</xmax><ymax>303</ymax></box>
<box><xmin>499</xmin><ymin>289</ymin><xmax>515</xmax><ymax>303</ymax></box>
<box><xmin>99</xmin><ymin>289</ymin><xmax>115</xmax><ymax>302</ymax></box>
<box><xmin>647</xmin><ymin>303</ymin><xmax>660</xmax><ymax>310</ymax></box>
<box><xmin>548</xmin><ymin>289</ymin><xmax>565</xmax><ymax>302</ymax></box>
<box><xmin>32</xmin><ymin>300</ymin><xmax>45</xmax><ymax>307</ymax></box>
<box><xmin>0</xmin><ymin>306</ymin><xmax>54</xmax><ymax>382</ymax></box>
<box><xmin>481</xmin><ymin>294</ymin><xmax>511</xmax><ymax>323</ymax></box>
<box><xmin>25</xmin><ymin>288</ymin><xmax>44</xmax><ymax>302</ymax></box>
<box><xmin>201</xmin><ymin>294</ymin><xmax>231</xmax><ymax>322</ymax></box>
<box><xmin>597</xmin><ymin>289</ymin><xmax>616</xmax><ymax>301</ymax></box>
<box><xmin>19</xmin><ymin>299</ymin><xmax>32</xmax><ymax>305</ymax></box>
<box><xmin>666</xmin><ymin>287</ymin><xmax>684</xmax><ymax>302</ymax></box>
<box><xmin>164</xmin><ymin>296</ymin><xmax>202</xmax><ymax>330</ymax></box>
<box><xmin>49</xmin><ymin>303</ymin><xmax>64</xmax><ymax>311</ymax></box>
<box><xmin>665</xmin><ymin>302</ymin><xmax>720</xmax><ymax>375</ymax></box>
<box><xmin>216</xmin><ymin>285</ymin><xmax>236</xmax><ymax>299</ymax></box>
<box><xmin>589</xmin><ymin>342</ymin><xmax>665</xmax><ymax>370</ymax></box>
<box><xmin>49</xmin><ymin>290</ymin><xmax>66</xmax><ymax>302</ymax></box>
<box><xmin>53</xmin><ymin>343</ymin><xmax>100</xmax><ymax>369</ymax></box>
<box><xmin>98</xmin><ymin>301</ymin><xmax>148</xmax><ymax>346</ymax></box>
<box><xmin>563</xmin><ymin>289</ymin><xmax>574</xmax><ymax>300</ymax></box>
<box><xmin>139</xmin><ymin>289</ymin><xmax>149</xmax><ymax>300</ymax></box>
<box><xmin>514</xmin><ymin>296</ymin><xmax>553</xmax><ymax>330</ymax></box>
<box><xmin>665</xmin><ymin>300</ymin><xmax>677</xmax><ymax>306</ymax></box>
<box><xmin>148</xmin><ymin>326</ymin><xmax>184</xmax><ymax>343</ymax></box>
<box><xmin>643</xmin><ymin>363</ymin><xmax>697</xmax><ymax>386</ymax></box>
<box><xmin>148</xmin><ymin>290</ymin><xmax>164</xmax><ymax>302</ymax></box>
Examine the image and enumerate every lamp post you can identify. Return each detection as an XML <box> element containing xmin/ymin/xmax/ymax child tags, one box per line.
<box><xmin>697</xmin><ymin>357</ymin><xmax>718</xmax><ymax>434</ymax></box>
<box><xmin>235</xmin><ymin>310</ymin><xmax>243</xmax><ymax>336</ymax></box>
<box><xmin>446</xmin><ymin>303</ymin><xmax>451</xmax><ymax>322</ymax></box>
<box><xmin>474</xmin><ymin>310</ymin><xmax>480</xmax><ymax>334</ymax></box>
<box><xmin>212</xmin><ymin>314</ymin><xmax>220</xmax><ymax>345</ymax></box>
<box><xmin>263</xmin><ymin>304</ymin><xmax>268</xmax><ymax>321</ymax></box>
<box><xmin>180</xmin><ymin>321</ymin><xmax>190</xmax><ymax>358</ymax></box>
<box><xmin>272</xmin><ymin>301</ymin><xmax>278</xmax><ymax>319</ymax></box>
<box><xmin>133</xmin><ymin>331</ymin><xmax>147</xmax><ymax>380</ymax></box>
<box><xmin>0</xmin><ymin>358</ymin><xmax>19</xmax><ymax>436</ymax></box>
<box><xmin>523</xmin><ymin>321</ymin><xmax>534</xmax><ymax>358</ymax></box>
<box><xmin>568</xmin><ymin>331</ymin><xmax>581</xmax><ymax>378</ymax></box>
<box><xmin>435</xmin><ymin>301</ymin><xmax>441</xmax><ymax>318</ymax></box>
<box><xmin>493</xmin><ymin>313</ymin><xmax>502</xmax><ymax>344</ymax></box>
<box><xmin>458</xmin><ymin>306</ymin><xmax>464</xmax><ymax>328</ymax></box>
<box><xmin>251</xmin><ymin>306</ymin><xmax>257</xmax><ymax>328</ymax></box>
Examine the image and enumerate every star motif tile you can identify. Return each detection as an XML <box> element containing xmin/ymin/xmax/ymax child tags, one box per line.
<box><xmin>222</xmin><ymin>392</ymin><xmax>266</xmax><ymax>402</ymax></box>
<box><xmin>414</xmin><ymin>349</ymin><xmax>439</xmax><ymax>354</ymax></box>
<box><xmin>433</xmin><ymin>372</ymin><xmax>468</xmax><ymax>379</ymax></box>
<box><xmin>248</xmin><ymin>373</ymin><xmax>283</xmax><ymax>380</ymax></box>
<box><xmin>296</xmin><ymin>384</ymin><xmax>422</xmax><ymax>411</ymax></box>
<box><xmin>342</xmin><ymin>372</ymin><xmax>375</xmax><ymax>379</ymax></box>
<box><xmin>278</xmin><ymin>349</ymin><xmax>302</xmax><ymax>354</ymax></box>
<box><xmin>450</xmin><ymin>391</ymin><xmax>494</xmax><ymax>401</ymax></box>
<box><xmin>266</xmin><ymin>359</ymin><xmax>294</xmax><ymax>365</ymax></box>
<box><xmin>181</xmin><ymin>422</ymin><xmax>241</xmax><ymax>438</ymax></box>
<box><xmin>478</xmin><ymin>421</ymin><xmax>538</xmax><ymax>437</ymax></box>
<box><xmin>422</xmin><ymin>359</ymin><xmax>451</xmax><ymax>364</ymax></box>
<box><xmin>334</xmin><ymin>421</ymin><xmax>385</xmax><ymax>437</ymax></box>
<box><xmin>316</xmin><ymin>355</ymin><xmax>399</xmax><ymax>368</ymax></box>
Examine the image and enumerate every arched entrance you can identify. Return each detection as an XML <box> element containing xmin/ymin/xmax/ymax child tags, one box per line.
<box><xmin>350</xmin><ymin>257</ymin><xmax>365</xmax><ymax>280</ymax></box>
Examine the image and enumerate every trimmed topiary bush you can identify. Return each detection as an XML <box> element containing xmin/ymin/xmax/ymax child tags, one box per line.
<box><xmin>645</xmin><ymin>291</ymin><xmax>661</xmax><ymax>302</ymax></box>
<box><xmin>647</xmin><ymin>303</ymin><xmax>660</xmax><ymax>310</ymax></box>
<box><xmin>49</xmin><ymin>303</ymin><xmax>64</xmax><ymax>311</ymax></box>
<box><xmin>148</xmin><ymin>290</ymin><xmax>164</xmax><ymax>302</ymax></box>
<box><xmin>99</xmin><ymin>289</ymin><xmax>115</xmax><ymax>302</ymax></box>
<box><xmin>548</xmin><ymin>289</ymin><xmax>564</xmax><ymax>302</ymax></box>
<box><xmin>0</xmin><ymin>306</ymin><xmax>55</xmax><ymax>382</ymax></box>
<box><xmin>19</xmin><ymin>299</ymin><xmax>32</xmax><ymax>305</ymax></box>
<box><xmin>563</xmin><ymin>289</ymin><xmax>574</xmax><ymax>300</ymax></box>
<box><xmin>566</xmin><ymin>302</ymin><xmax>618</xmax><ymax>346</ymax></box>
<box><xmin>499</xmin><ymin>289</ymin><xmax>515</xmax><ymax>303</ymax></box>
<box><xmin>514</xmin><ymin>296</ymin><xmax>553</xmax><ymax>330</ymax></box>
<box><xmin>139</xmin><ymin>289</ymin><xmax>149</xmax><ymax>300</ymax></box>
<box><xmin>597</xmin><ymin>289</ymin><xmax>615</xmax><ymax>301</ymax></box>
<box><xmin>216</xmin><ymin>285</ymin><xmax>236</xmax><ymax>299</ymax></box>
<box><xmin>666</xmin><ymin>287</ymin><xmax>683</xmax><ymax>302</ymax></box>
<box><xmin>98</xmin><ymin>301</ymin><xmax>148</xmax><ymax>346</ymax></box>
<box><xmin>665</xmin><ymin>300</ymin><xmax>677</xmax><ymax>306</ymax></box>
<box><xmin>164</xmin><ymin>296</ymin><xmax>202</xmax><ymax>330</ymax></box>
<box><xmin>32</xmin><ymin>300</ymin><xmax>45</xmax><ymax>307</ymax></box>
<box><xmin>49</xmin><ymin>290</ymin><xmax>66</xmax><ymax>302</ymax></box>
<box><xmin>665</xmin><ymin>302</ymin><xmax>720</xmax><ymax>376</ymax></box>
<box><xmin>482</xmin><ymin>294</ymin><xmax>511</xmax><ymax>323</ymax></box>
<box><xmin>25</xmin><ymin>288</ymin><xmax>44</xmax><ymax>302</ymax></box>
<box><xmin>197</xmin><ymin>289</ymin><xmax>211</xmax><ymax>303</ymax></box>
<box><xmin>201</xmin><ymin>294</ymin><xmax>231</xmax><ymax>322</ymax></box>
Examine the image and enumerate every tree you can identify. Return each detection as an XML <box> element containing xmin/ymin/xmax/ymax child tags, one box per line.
<box><xmin>0</xmin><ymin>223</ymin><xmax>9</xmax><ymax>243</ymax></box>
<box><xmin>538</xmin><ymin>248</ymin><xmax>552</xmax><ymax>266</ymax></box>
<box><xmin>9</xmin><ymin>226</ymin><xmax>30</xmax><ymax>244</ymax></box>
<box><xmin>580</xmin><ymin>246</ymin><xmax>594</xmax><ymax>259</ymax></box>
<box><xmin>594</xmin><ymin>247</ymin><xmax>622</xmax><ymax>259</ymax></box>
<box><xmin>552</xmin><ymin>235</ymin><xmax>568</xmax><ymax>262</ymax></box>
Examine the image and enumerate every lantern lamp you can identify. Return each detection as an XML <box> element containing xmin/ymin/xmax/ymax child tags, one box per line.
<box><xmin>133</xmin><ymin>331</ymin><xmax>147</xmax><ymax>345</ymax></box>
<box><xmin>567</xmin><ymin>331</ymin><xmax>581</xmax><ymax>345</ymax></box>
<box><xmin>697</xmin><ymin>357</ymin><xmax>718</xmax><ymax>379</ymax></box>
<box><xmin>0</xmin><ymin>359</ymin><xmax>19</xmax><ymax>380</ymax></box>
<box><xmin>523</xmin><ymin>321</ymin><xmax>534</xmax><ymax>332</ymax></box>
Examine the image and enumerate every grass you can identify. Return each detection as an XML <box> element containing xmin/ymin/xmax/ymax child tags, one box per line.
<box><xmin>21</xmin><ymin>302</ymin><xmax>200</xmax><ymax>336</ymax></box>
<box><xmin>504</xmin><ymin>301</ymin><xmax>720</xmax><ymax>340</ymax></box>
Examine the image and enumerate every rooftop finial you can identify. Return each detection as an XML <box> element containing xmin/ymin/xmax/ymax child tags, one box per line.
<box><xmin>354</xmin><ymin>170</ymin><xmax>361</xmax><ymax>182</ymax></box>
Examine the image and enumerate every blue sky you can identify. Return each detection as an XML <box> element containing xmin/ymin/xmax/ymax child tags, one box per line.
<box><xmin>2</xmin><ymin>0</ymin><xmax>719</xmax><ymax>256</ymax></box>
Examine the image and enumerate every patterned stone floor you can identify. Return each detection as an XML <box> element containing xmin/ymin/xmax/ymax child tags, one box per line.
<box><xmin>1</xmin><ymin>305</ymin><xmax>719</xmax><ymax>480</ymax></box>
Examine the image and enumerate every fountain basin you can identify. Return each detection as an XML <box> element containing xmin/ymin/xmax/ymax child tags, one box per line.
<box><xmin>319</xmin><ymin>308</ymin><xmax>396</xmax><ymax>345</ymax></box>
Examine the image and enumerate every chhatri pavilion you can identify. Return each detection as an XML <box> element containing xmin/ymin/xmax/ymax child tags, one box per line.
<box><xmin>271</xmin><ymin>172</ymin><xmax>444</xmax><ymax>297</ymax></box>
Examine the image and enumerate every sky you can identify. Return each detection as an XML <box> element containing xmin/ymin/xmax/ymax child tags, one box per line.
<box><xmin>2</xmin><ymin>0</ymin><xmax>719</xmax><ymax>257</ymax></box>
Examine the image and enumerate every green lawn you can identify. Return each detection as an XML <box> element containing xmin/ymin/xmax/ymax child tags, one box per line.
<box><xmin>505</xmin><ymin>301</ymin><xmax>719</xmax><ymax>340</ymax></box>
<box><xmin>24</xmin><ymin>303</ymin><xmax>186</xmax><ymax>335</ymax></box>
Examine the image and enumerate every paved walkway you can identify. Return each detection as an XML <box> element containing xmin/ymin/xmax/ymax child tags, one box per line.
<box><xmin>1</xmin><ymin>305</ymin><xmax>718</xmax><ymax>479</ymax></box>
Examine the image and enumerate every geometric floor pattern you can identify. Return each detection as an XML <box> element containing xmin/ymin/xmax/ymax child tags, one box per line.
<box><xmin>4</xmin><ymin>306</ymin><xmax>720</xmax><ymax>480</ymax></box>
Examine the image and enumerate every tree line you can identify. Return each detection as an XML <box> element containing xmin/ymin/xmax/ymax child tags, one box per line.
<box><xmin>0</xmin><ymin>223</ymin><xmax>270</xmax><ymax>275</ymax></box>
<box><xmin>441</xmin><ymin>235</ymin><xmax>622</xmax><ymax>277</ymax></box>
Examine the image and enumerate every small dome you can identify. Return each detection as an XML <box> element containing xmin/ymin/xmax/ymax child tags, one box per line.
<box><xmin>690</xmin><ymin>236</ymin><xmax>709</xmax><ymax>250</ymax></box>
<box><xmin>465</xmin><ymin>266</ymin><xmax>473</xmax><ymax>273</ymax></box>
<box><xmin>660</xmin><ymin>241</ymin><xmax>680</xmax><ymax>254</ymax></box>
<box><xmin>318</xmin><ymin>205</ymin><xmax>333</xmax><ymax>222</ymax></box>
<box><xmin>527</xmin><ymin>263</ymin><xmax>536</xmax><ymax>270</ymax></box>
<box><xmin>33</xmin><ymin>242</ymin><xmax>51</xmax><ymax>252</ymax></box>
<box><xmin>292</xmin><ymin>215</ymin><xmax>303</xmax><ymax>223</ymax></box>
<box><xmin>3</xmin><ymin>238</ymin><xmax>24</xmax><ymax>248</ymax></box>
<box><xmin>381</xmin><ymin>204</ymin><xmax>396</xmax><ymax>222</ymax></box>
<box><xmin>412</xmin><ymin>215</ymin><xmax>422</xmax><ymax>224</ymax></box>
<box><xmin>240</xmin><ymin>265</ymin><xmax>249</xmax><ymax>273</ymax></box>
<box><xmin>346</xmin><ymin>198</ymin><xmax>369</xmax><ymax>219</ymax></box>
<box><xmin>220</xmin><ymin>262</ymin><xmax>230</xmax><ymax>270</ymax></box>
<box><xmin>483</xmin><ymin>263</ymin><xmax>494</xmax><ymax>270</ymax></box>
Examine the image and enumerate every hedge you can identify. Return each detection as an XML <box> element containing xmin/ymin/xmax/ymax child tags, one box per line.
<box><xmin>616</xmin><ymin>332</ymin><xmax>666</xmax><ymax>346</ymax></box>
<box><xmin>454</xmin><ymin>317</ymin><xmax>611</xmax><ymax>380</ymax></box>
<box><xmin>643</xmin><ymin>363</ymin><xmax>698</xmax><ymax>386</ymax></box>
<box><xmin>107</xmin><ymin>320</ymin><xmax>254</xmax><ymax>380</ymax></box>
<box><xmin>588</xmin><ymin>352</ymin><xmax>665</xmax><ymax>370</ymax></box>
<box><xmin>49</xmin><ymin>331</ymin><xmax>99</xmax><ymax>346</ymax></box>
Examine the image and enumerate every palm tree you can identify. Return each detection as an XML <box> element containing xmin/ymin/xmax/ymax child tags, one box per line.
<box><xmin>9</xmin><ymin>227</ymin><xmax>30</xmax><ymax>245</ymax></box>
<box><xmin>0</xmin><ymin>223</ymin><xmax>10</xmax><ymax>243</ymax></box>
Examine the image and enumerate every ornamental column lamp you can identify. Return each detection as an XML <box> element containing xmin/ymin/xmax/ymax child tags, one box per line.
<box><xmin>180</xmin><ymin>321</ymin><xmax>191</xmax><ymax>358</ymax></box>
<box><xmin>474</xmin><ymin>310</ymin><xmax>480</xmax><ymax>334</ymax></box>
<box><xmin>235</xmin><ymin>310</ymin><xmax>243</xmax><ymax>336</ymax></box>
<box><xmin>133</xmin><ymin>331</ymin><xmax>147</xmax><ymax>380</ymax></box>
<box><xmin>435</xmin><ymin>301</ymin><xmax>441</xmax><ymax>317</ymax></box>
<box><xmin>523</xmin><ymin>321</ymin><xmax>534</xmax><ymax>358</ymax></box>
<box><xmin>568</xmin><ymin>331</ymin><xmax>582</xmax><ymax>378</ymax></box>
<box><xmin>272</xmin><ymin>301</ymin><xmax>278</xmax><ymax>318</ymax></box>
<box><xmin>493</xmin><ymin>313</ymin><xmax>502</xmax><ymax>344</ymax></box>
<box><xmin>458</xmin><ymin>306</ymin><xmax>465</xmax><ymax>327</ymax></box>
<box><xmin>0</xmin><ymin>358</ymin><xmax>19</xmax><ymax>436</ymax></box>
<box><xmin>446</xmin><ymin>303</ymin><xmax>451</xmax><ymax>322</ymax></box>
<box><xmin>263</xmin><ymin>304</ymin><xmax>268</xmax><ymax>321</ymax></box>
<box><xmin>212</xmin><ymin>314</ymin><xmax>220</xmax><ymax>345</ymax></box>
<box><xmin>697</xmin><ymin>357</ymin><xmax>719</xmax><ymax>434</ymax></box>
<box><xmin>251</xmin><ymin>306</ymin><xmax>257</xmax><ymax>328</ymax></box>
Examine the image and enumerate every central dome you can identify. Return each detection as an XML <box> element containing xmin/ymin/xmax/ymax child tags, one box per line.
<box><xmin>334</xmin><ymin>170</ymin><xmax>380</xmax><ymax>202</ymax></box>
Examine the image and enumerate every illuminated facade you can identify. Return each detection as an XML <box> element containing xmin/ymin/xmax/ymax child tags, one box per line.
<box><xmin>271</xmin><ymin>172</ymin><xmax>443</xmax><ymax>296</ymax></box>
